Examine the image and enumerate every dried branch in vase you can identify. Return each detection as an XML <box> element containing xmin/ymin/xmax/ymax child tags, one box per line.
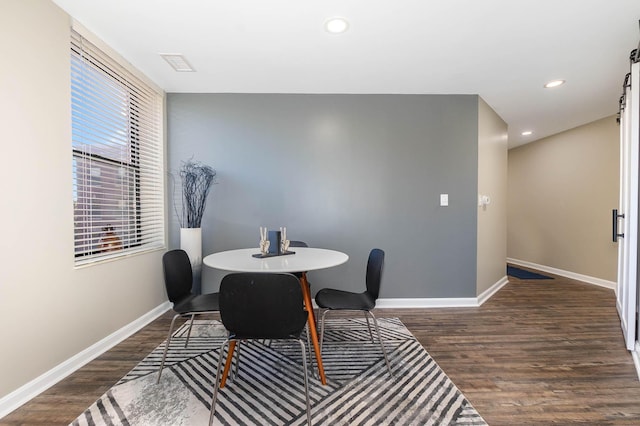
<box><xmin>175</xmin><ymin>159</ymin><xmax>217</xmax><ymax>228</ymax></box>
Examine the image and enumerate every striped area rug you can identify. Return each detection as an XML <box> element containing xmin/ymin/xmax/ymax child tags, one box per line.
<box><xmin>71</xmin><ymin>318</ymin><xmax>486</xmax><ymax>425</ymax></box>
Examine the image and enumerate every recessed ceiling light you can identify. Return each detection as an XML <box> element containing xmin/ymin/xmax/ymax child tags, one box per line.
<box><xmin>521</xmin><ymin>131</ymin><xmax>533</xmax><ymax>136</ymax></box>
<box><xmin>160</xmin><ymin>54</ymin><xmax>195</xmax><ymax>72</ymax></box>
<box><xmin>544</xmin><ymin>79</ymin><xmax>565</xmax><ymax>88</ymax></box>
<box><xmin>325</xmin><ymin>17</ymin><xmax>349</xmax><ymax>34</ymax></box>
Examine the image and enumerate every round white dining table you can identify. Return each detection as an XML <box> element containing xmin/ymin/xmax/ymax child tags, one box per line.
<box><xmin>203</xmin><ymin>247</ymin><xmax>348</xmax><ymax>273</ymax></box>
<box><xmin>203</xmin><ymin>246</ymin><xmax>348</xmax><ymax>386</ymax></box>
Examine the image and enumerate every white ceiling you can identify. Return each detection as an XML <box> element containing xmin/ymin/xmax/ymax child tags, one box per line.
<box><xmin>52</xmin><ymin>0</ymin><xmax>640</xmax><ymax>148</ymax></box>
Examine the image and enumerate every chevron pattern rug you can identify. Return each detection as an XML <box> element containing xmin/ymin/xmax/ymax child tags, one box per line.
<box><xmin>71</xmin><ymin>318</ymin><xmax>486</xmax><ymax>425</ymax></box>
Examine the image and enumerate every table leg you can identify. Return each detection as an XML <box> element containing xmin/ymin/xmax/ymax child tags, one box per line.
<box><xmin>299</xmin><ymin>272</ymin><xmax>327</xmax><ymax>385</ymax></box>
<box><xmin>219</xmin><ymin>340</ymin><xmax>236</xmax><ymax>388</ymax></box>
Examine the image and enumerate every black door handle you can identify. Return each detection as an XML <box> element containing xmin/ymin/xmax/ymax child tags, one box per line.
<box><xmin>613</xmin><ymin>209</ymin><xmax>625</xmax><ymax>242</ymax></box>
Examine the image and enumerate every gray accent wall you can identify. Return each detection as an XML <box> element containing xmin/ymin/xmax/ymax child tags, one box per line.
<box><xmin>167</xmin><ymin>94</ymin><xmax>479</xmax><ymax>298</ymax></box>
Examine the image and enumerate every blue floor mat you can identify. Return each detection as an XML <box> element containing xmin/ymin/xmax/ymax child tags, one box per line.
<box><xmin>507</xmin><ymin>265</ymin><xmax>553</xmax><ymax>280</ymax></box>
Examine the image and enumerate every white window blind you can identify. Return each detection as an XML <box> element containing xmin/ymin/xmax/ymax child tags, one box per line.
<box><xmin>71</xmin><ymin>30</ymin><xmax>164</xmax><ymax>265</ymax></box>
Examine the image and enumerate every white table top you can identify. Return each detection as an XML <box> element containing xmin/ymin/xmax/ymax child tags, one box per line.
<box><xmin>203</xmin><ymin>247</ymin><xmax>348</xmax><ymax>273</ymax></box>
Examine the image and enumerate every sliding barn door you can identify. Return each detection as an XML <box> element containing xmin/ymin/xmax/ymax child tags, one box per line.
<box><xmin>617</xmin><ymin>57</ymin><xmax>640</xmax><ymax>352</ymax></box>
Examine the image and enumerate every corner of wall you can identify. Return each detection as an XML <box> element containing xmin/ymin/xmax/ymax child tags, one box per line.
<box><xmin>476</xmin><ymin>98</ymin><xmax>508</xmax><ymax>296</ymax></box>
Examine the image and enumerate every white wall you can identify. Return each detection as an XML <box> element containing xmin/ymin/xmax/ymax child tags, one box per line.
<box><xmin>0</xmin><ymin>0</ymin><xmax>167</xmax><ymax>404</ymax></box>
<box><xmin>507</xmin><ymin>116</ymin><xmax>619</xmax><ymax>281</ymax></box>
<box><xmin>477</xmin><ymin>98</ymin><xmax>508</xmax><ymax>295</ymax></box>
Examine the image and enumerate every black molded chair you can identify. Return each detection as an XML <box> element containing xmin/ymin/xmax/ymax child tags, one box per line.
<box><xmin>289</xmin><ymin>240</ymin><xmax>309</xmax><ymax>248</ymax></box>
<box><xmin>229</xmin><ymin>240</ymin><xmax>314</xmax><ymax>380</ymax></box>
<box><xmin>288</xmin><ymin>240</ymin><xmax>308</xmax><ymax>278</ymax></box>
<box><xmin>157</xmin><ymin>249</ymin><xmax>220</xmax><ymax>383</ymax></box>
<box><xmin>315</xmin><ymin>248</ymin><xmax>392</xmax><ymax>376</ymax></box>
<box><xmin>209</xmin><ymin>272</ymin><xmax>312</xmax><ymax>426</ymax></box>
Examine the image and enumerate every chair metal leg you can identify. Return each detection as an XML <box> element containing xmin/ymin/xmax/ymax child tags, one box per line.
<box><xmin>319</xmin><ymin>309</ymin><xmax>329</xmax><ymax>353</ymax></box>
<box><xmin>367</xmin><ymin>311</ymin><xmax>392</xmax><ymax>376</ymax></box>
<box><xmin>305</xmin><ymin>323</ymin><xmax>316</xmax><ymax>379</ymax></box>
<box><xmin>184</xmin><ymin>313</ymin><xmax>196</xmax><ymax>348</ymax></box>
<box><xmin>363</xmin><ymin>313</ymin><xmax>374</xmax><ymax>342</ymax></box>
<box><xmin>209</xmin><ymin>339</ymin><xmax>230</xmax><ymax>426</ymax></box>
<box><xmin>157</xmin><ymin>313</ymin><xmax>181</xmax><ymax>384</ymax></box>
<box><xmin>297</xmin><ymin>339</ymin><xmax>312</xmax><ymax>425</ymax></box>
<box><xmin>232</xmin><ymin>341</ymin><xmax>241</xmax><ymax>381</ymax></box>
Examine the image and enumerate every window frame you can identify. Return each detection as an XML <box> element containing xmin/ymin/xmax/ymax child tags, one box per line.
<box><xmin>71</xmin><ymin>28</ymin><xmax>165</xmax><ymax>266</ymax></box>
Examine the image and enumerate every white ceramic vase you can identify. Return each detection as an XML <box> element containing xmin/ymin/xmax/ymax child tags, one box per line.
<box><xmin>180</xmin><ymin>227</ymin><xmax>202</xmax><ymax>295</ymax></box>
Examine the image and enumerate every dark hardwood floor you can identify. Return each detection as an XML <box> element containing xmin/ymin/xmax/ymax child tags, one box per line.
<box><xmin>3</xmin><ymin>269</ymin><xmax>640</xmax><ymax>425</ymax></box>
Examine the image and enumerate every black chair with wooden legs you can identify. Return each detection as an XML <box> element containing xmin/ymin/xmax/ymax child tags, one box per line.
<box><xmin>315</xmin><ymin>248</ymin><xmax>392</xmax><ymax>376</ymax></box>
<box><xmin>210</xmin><ymin>272</ymin><xmax>312</xmax><ymax>425</ymax></box>
<box><xmin>227</xmin><ymin>241</ymin><xmax>315</xmax><ymax>383</ymax></box>
<box><xmin>157</xmin><ymin>249</ymin><xmax>220</xmax><ymax>383</ymax></box>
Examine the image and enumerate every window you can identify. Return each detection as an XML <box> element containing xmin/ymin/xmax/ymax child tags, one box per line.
<box><xmin>71</xmin><ymin>30</ymin><xmax>164</xmax><ymax>265</ymax></box>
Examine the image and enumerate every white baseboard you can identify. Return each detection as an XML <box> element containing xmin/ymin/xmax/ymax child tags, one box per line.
<box><xmin>0</xmin><ymin>302</ymin><xmax>171</xmax><ymax>419</ymax></box>
<box><xmin>312</xmin><ymin>295</ymin><xmax>480</xmax><ymax>309</ymax></box>
<box><xmin>323</xmin><ymin>275</ymin><xmax>508</xmax><ymax>309</ymax></box>
<box><xmin>477</xmin><ymin>275</ymin><xmax>509</xmax><ymax>306</ymax></box>
<box><xmin>313</xmin><ymin>297</ymin><xmax>480</xmax><ymax>309</ymax></box>
<box><xmin>375</xmin><ymin>297</ymin><xmax>479</xmax><ymax>308</ymax></box>
<box><xmin>507</xmin><ymin>258</ymin><xmax>616</xmax><ymax>290</ymax></box>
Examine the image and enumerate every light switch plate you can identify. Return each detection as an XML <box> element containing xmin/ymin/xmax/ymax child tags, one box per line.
<box><xmin>440</xmin><ymin>194</ymin><xmax>449</xmax><ymax>206</ymax></box>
